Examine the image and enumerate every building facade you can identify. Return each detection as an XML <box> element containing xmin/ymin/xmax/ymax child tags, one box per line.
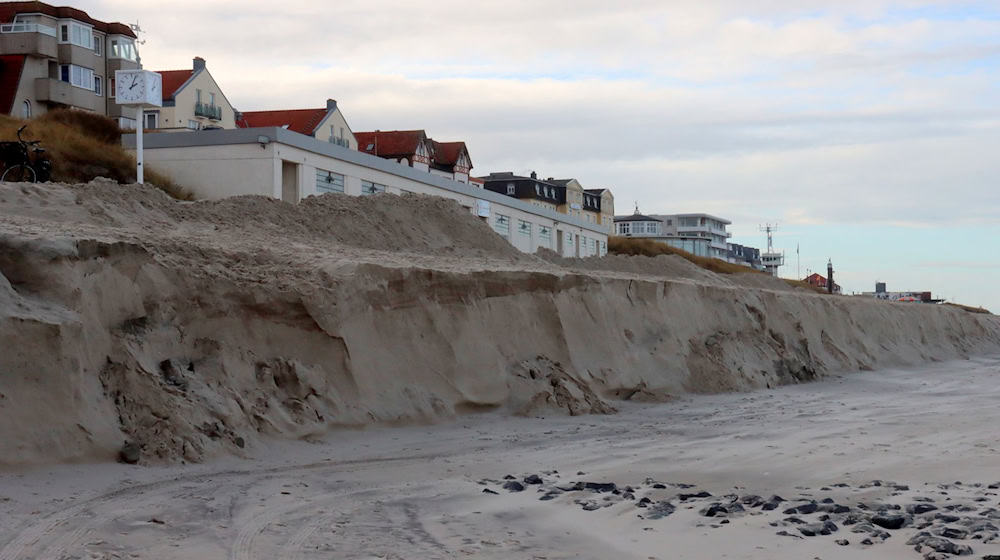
<box><xmin>614</xmin><ymin>211</ymin><xmax>732</xmax><ymax>260</ymax></box>
<box><xmin>127</xmin><ymin>127</ymin><xmax>608</xmax><ymax>258</ymax></box>
<box><xmin>584</xmin><ymin>188</ymin><xmax>614</xmax><ymax>233</ymax></box>
<box><xmin>0</xmin><ymin>1</ymin><xmax>139</xmax><ymax>125</ymax></box>
<box><xmin>238</xmin><ymin>98</ymin><xmax>355</xmax><ymax>148</ymax></box>
<box><xmin>804</xmin><ymin>273</ymin><xmax>842</xmax><ymax>294</ymax></box>
<box><xmin>149</xmin><ymin>57</ymin><xmax>235</xmax><ymax>131</ymax></box>
<box><xmin>481</xmin><ymin>171</ymin><xmax>562</xmax><ymax>211</ymax></box>
<box><xmin>727</xmin><ymin>242</ymin><xmax>762</xmax><ymax>269</ymax></box>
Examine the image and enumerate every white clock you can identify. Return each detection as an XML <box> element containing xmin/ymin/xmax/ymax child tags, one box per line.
<box><xmin>115</xmin><ymin>70</ymin><xmax>162</xmax><ymax>107</ymax></box>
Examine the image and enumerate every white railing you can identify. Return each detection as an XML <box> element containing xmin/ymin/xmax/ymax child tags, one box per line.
<box><xmin>1</xmin><ymin>23</ymin><xmax>57</xmax><ymax>37</ymax></box>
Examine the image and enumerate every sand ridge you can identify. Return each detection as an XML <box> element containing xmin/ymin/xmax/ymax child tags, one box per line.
<box><xmin>0</xmin><ymin>180</ymin><xmax>998</xmax><ymax>467</ymax></box>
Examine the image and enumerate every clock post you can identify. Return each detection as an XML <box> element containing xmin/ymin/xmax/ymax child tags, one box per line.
<box><xmin>115</xmin><ymin>70</ymin><xmax>162</xmax><ymax>185</ymax></box>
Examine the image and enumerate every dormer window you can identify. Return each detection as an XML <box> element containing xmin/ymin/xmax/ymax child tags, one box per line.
<box><xmin>506</xmin><ymin>183</ymin><xmax>515</xmax><ymax>195</ymax></box>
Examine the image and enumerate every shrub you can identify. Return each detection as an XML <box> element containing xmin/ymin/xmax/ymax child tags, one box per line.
<box><xmin>608</xmin><ymin>236</ymin><xmax>765</xmax><ymax>275</ymax></box>
<box><xmin>0</xmin><ymin>113</ymin><xmax>191</xmax><ymax>200</ymax></box>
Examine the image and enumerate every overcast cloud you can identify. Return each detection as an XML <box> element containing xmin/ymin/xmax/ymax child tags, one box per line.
<box><xmin>79</xmin><ymin>0</ymin><xmax>1000</xmax><ymax>307</ymax></box>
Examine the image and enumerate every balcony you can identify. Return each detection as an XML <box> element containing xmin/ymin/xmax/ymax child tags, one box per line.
<box><xmin>34</xmin><ymin>77</ymin><xmax>74</xmax><ymax>103</ymax></box>
<box><xmin>0</xmin><ymin>24</ymin><xmax>57</xmax><ymax>57</ymax></box>
<box><xmin>329</xmin><ymin>136</ymin><xmax>350</xmax><ymax>148</ymax></box>
<box><xmin>194</xmin><ymin>102</ymin><xmax>222</xmax><ymax>120</ymax></box>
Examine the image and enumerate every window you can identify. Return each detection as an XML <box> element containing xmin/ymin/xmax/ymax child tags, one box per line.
<box><xmin>109</xmin><ymin>37</ymin><xmax>137</xmax><ymax>61</ymax></box>
<box><xmin>143</xmin><ymin>112</ymin><xmax>157</xmax><ymax>129</ymax></box>
<box><xmin>618</xmin><ymin>222</ymin><xmax>631</xmax><ymax>235</ymax></box>
<box><xmin>196</xmin><ymin>89</ymin><xmax>202</xmax><ymax>104</ymax></box>
<box><xmin>518</xmin><ymin>219</ymin><xmax>531</xmax><ymax>236</ymax></box>
<box><xmin>94</xmin><ymin>76</ymin><xmax>102</xmax><ymax>96</ymax></box>
<box><xmin>493</xmin><ymin>214</ymin><xmax>510</xmax><ymax>239</ymax></box>
<box><xmin>59</xmin><ymin>21</ymin><xmax>92</xmax><ymax>48</ymax></box>
<box><xmin>60</xmin><ymin>64</ymin><xmax>95</xmax><ymax>90</ymax></box>
<box><xmin>506</xmin><ymin>183</ymin><xmax>515</xmax><ymax>195</ymax></box>
<box><xmin>535</xmin><ymin>185</ymin><xmax>540</xmax><ymax>196</ymax></box>
<box><xmin>539</xmin><ymin>226</ymin><xmax>552</xmax><ymax>244</ymax></box>
<box><xmin>188</xmin><ymin>120</ymin><xmax>201</xmax><ymax>130</ymax></box>
<box><xmin>20</xmin><ymin>100</ymin><xmax>30</xmax><ymax>119</ymax></box>
<box><xmin>209</xmin><ymin>92</ymin><xmax>216</xmax><ymax>106</ymax></box>
<box><xmin>315</xmin><ymin>169</ymin><xmax>345</xmax><ymax>193</ymax></box>
<box><xmin>361</xmin><ymin>180</ymin><xmax>385</xmax><ymax>195</ymax></box>
<box><xmin>93</xmin><ymin>34</ymin><xmax>101</xmax><ymax>55</ymax></box>
<box><xmin>599</xmin><ymin>241</ymin><xmax>607</xmax><ymax>256</ymax></box>
<box><xmin>110</xmin><ymin>78</ymin><xmax>115</xmax><ymax>97</ymax></box>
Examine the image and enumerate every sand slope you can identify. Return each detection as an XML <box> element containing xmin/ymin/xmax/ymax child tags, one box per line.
<box><xmin>1</xmin><ymin>180</ymin><xmax>998</xmax><ymax>466</ymax></box>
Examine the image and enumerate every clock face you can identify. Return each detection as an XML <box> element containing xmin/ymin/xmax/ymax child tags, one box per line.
<box><xmin>115</xmin><ymin>70</ymin><xmax>162</xmax><ymax>107</ymax></box>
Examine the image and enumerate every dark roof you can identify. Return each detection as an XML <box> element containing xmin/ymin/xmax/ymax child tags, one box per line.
<box><xmin>355</xmin><ymin>130</ymin><xmax>427</xmax><ymax>158</ymax></box>
<box><xmin>238</xmin><ymin>108</ymin><xmax>329</xmax><ymax>136</ymax></box>
<box><xmin>154</xmin><ymin>69</ymin><xmax>194</xmax><ymax>102</ymax></box>
<box><xmin>0</xmin><ymin>1</ymin><xmax>136</xmax><ymax>36</ymax></box>
<box><xmin>585</xmin><ymin>188</ymin><xmax>609</xmax><ymax>195</ymax></box>
<box><xmin>614</xmin><ymin>213</ymin><xmax>662</xmax><ymax>223</ymax></box>
<box><xmin>0</xmin><ymin>54</ymin><xmax>25</xmax><ymax>114</ymax></box>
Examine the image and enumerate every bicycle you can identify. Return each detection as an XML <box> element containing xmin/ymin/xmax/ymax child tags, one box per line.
<box><xmin>0</xmin><ymin>125</ymin><xmax>51</xmax><ymax>183</ymax></box>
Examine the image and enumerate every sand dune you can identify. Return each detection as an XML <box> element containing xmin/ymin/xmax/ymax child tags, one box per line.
<box><xmin>0</xmin><ymin>180</ymin><xmax>998</xmax><ymax>467</ymax></box>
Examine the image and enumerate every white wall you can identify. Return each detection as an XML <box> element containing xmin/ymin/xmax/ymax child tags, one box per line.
<box><xmin>137</xmin><ymin>132</ymin><xmax>608</xmax><ymax>257</ymax></box>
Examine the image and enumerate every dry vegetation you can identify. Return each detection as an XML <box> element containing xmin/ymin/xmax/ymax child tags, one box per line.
<box><xmin>608</xmin><ymin>236</ymin><xmax>766</xmax><ymax>275</ymax></box>
<box><xmin>0</xmin><ymin>111</ymin><xmax>191</xmax><ymax>200</ymax></box>
<box><xmin>944</xmin><ymin>302</ymin><xmax>992</xmax><ymax>315</ymax></box>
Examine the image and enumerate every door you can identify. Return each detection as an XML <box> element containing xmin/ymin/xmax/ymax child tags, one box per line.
<box><xmin>281</xmin><ymin>160</ymin><xmax>299</xmax><ymax>203</ymax></box>
<box><xmin>556</xmin><ymin>230</ymin><xmax>564</xmax><ymax>255</ymax></box>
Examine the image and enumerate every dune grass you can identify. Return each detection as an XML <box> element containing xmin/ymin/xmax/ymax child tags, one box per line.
<box><xmin>608</xmin><ymin>236</ymin><xmax>765</xmax><ymax>275</ymax></box>
<box><xmin>0</xmin><ymin>111</ymin><xmax>191</xmax><ymax>200</ymax></box>
<box><xmin>943</xmin><ymin>302</ymin><xmax>992</xmax><ymax>315</ymax></box>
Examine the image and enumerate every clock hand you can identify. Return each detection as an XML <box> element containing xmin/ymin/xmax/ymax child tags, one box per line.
<box><xmin>129</xmin><ymin>80</ymin><xmax>138</xmax><ymax>90</ymax></box>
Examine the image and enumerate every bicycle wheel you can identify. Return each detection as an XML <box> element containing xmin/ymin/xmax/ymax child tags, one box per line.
<box><xmin>1</xmin><ymin>164</ymin><xmax>36</xmax><ymax>183</ymax></box>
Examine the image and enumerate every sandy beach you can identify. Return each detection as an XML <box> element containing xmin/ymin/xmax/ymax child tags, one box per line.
<box><xmin>2</xmin><ymin>355</ymin><xmax>1000</xmax><ymax>559</ymax></box>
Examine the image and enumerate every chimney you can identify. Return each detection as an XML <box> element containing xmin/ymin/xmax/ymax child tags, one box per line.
<box><xmin>530</xmin><ymin>171</ymin><xmax>537</xmax><ymax>179</ymax></box>
<box><xmin>193</xmin><ymin>57</ymin><xmax>206</xmax><ymax>71</ymax></box>
<box><xmin>326</xmin><ymin>99</ymin><xmax>337</xmax><ymax>111</ymax></box>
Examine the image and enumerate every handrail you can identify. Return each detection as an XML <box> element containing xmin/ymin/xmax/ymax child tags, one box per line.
<box><xmin>0</xmin><ymin>23</ymin><xmax>57</xmax><ymax>37</ymax></box>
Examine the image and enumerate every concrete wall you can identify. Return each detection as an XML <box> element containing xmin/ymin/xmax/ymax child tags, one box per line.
<box><xmin>129</xmin><ymin>128</ymin><xmax>608</xmax><ymax>257</ymax></box>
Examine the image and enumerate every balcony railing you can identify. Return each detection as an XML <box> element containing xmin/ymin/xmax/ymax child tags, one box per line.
<box><xmin>1</xmin><ymin>23</ymin><xmax>57</xmax><ymax>37</ymax></box>
<box><xmin>329</xmin><ymin>136</ymin><xmax>349</xmax><ymax>148</ymax></box>
<box><xmin>194</xmin><ymin>102</ymin><xmax>222</xmax><ymax>120</ymax></box>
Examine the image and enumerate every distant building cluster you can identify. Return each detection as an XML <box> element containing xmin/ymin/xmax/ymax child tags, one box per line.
<box><xmin>862</xmin><ymin>282</ymin><xmax>942</xmax><ymax>303</ymax></box>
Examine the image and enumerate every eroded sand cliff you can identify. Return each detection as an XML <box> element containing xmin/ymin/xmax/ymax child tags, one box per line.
<box><xmin>1</xmin><ymin>180</ymin><xmax>997</xmax><ymax>466</ymax></box>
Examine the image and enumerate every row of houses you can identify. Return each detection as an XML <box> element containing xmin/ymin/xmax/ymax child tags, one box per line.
<box><xmin>0</xmin><ymin>1</ymin><xmax>614</xmax><ymax>255</ymax></box>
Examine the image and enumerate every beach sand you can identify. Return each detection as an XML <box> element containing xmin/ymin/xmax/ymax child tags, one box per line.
<box><xmin>2</xmin><ymin>356</ymin><xmax>1000</xmax><ymax>559</ymax></box>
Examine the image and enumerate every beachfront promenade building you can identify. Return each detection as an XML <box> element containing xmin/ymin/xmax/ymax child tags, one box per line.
<box><xmin>614</xmin><ymin>211</ymin><xmax>732</xmax><ymax>260</ymax></box>
<box><xmin>127</xmin><ymin>128</ymin><xmax>608</xmax><ymax>257</ymax></box>
<box><xmin>0</xmin><ymin>1</ymin><xmax>139</xmax><ymax>125</ymax></box>
<box><xmin>727</xmin><ymin>243</ymin><xmax>762</xmax><ymax>270</ymax></box>
<box><xmin>481</xmin><ymin>172</ymin><xmax>615</xmax><ymax>233</ymax></box>
<box><xmin>150</xmin><ymin>57</ymin><xmax>235</xmax><ymax>131</ymax></box>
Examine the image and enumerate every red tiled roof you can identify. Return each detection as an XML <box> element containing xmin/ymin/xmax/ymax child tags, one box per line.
<box><xmin>153</xmin><ymin>69</ymin><xmax>193</xmax><ymax>101</ymax></box>
<box><xmin>0</xmin><ymin>1</ymin><xmax>136</xmax><ymax>37</ymax></box>
<box><xmin>354</xmin><ymin>130</ymin><xmax>427</xmax><ymax>158</ymax></box>
<box><xmin>237</xmin><ymin>108</ymin><xmax>329</xmax><ymax>136</ymax></box>
<box><xmin>430</xmin><ymin>140</ymin><xmax>470</xmax><ymax>167</ymax></box>
<box><xmin>0</xmin><ymin>54</ymin><xmax>26</xmax><ymax>115</ymax></box>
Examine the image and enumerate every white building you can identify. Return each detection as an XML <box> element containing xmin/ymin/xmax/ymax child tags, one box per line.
<box><xmin>614</xmin><ymin>211</ymin><xmax>732</xmax><ymax>260</ymax></box>
<box><xmin>126</xmin><ymin>127</ymin><xmax>608</xmax><ymax>257</ymax></box>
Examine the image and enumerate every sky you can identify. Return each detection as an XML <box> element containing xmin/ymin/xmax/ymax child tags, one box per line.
<box><xmin>81</xmin><ymin>0</ymin><xmax>1000</xmax><ymax>310</ymax></box>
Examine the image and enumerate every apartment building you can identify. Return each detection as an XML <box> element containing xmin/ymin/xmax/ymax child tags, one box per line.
<box><xmin>481</xmin><ymin>171</ymin><xmax>562</xmax><ymax>211</ymax></box>
<box><xmin>0</xmin><ymin>1</ymin><xmax>139</xmax><ymax>125</ymax></box>
<box><xmin>149</xmin><ymin>57</ymin><xmax>235</xmax><ymax>131</ymax></box>
<box><xmin>238</xmin><ymin>98</ymin><xmax>355</xmax><ymax>148</ymax></box>
<box><xmin>549</xmin><ymin>178</ymin><xmax>584</xmax><ymax>219</ymax></box>
<box><xmin>614</xmin><ymin>211</ymin><xmax>732</xmax><ymax>260</ymax></box>
<box><xmin>125</xmin><ymin>127</ymin><xmax>608</xmax><ymax>257</ymax></box>
<box><xmin>727</xmin><ymin>242</ymin><xmax>762</xmax><ymax>269</ymax></box>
